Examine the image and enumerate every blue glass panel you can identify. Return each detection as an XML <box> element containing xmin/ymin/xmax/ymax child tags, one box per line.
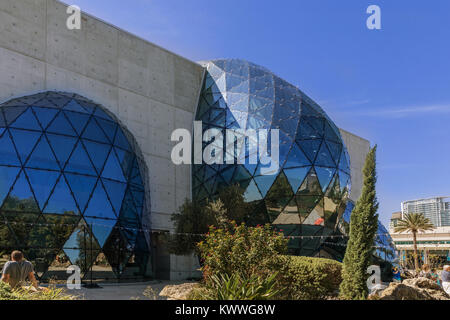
<box><xmin>129</xmin><ymin>158</ymin><xmax>143</xmax><ymax>187</ymax></box>
<box><xmin>3</xmin><ymin>106</ymin><xmax>27</xmax><ymax>125</ymax></box>
<box><xmin>32</xmin><ymin>107</ymin><xmax>59</xmax><ymax>129</ymax></box>
<box><xmin>243</xmin><ymin>179</ymin><xmax>262</xmax><ymax>202</ymax></box>
<box><xmin>338</xmin><ymin>170</ymin><xmax>350</xmax><ymax>193</ymax></box>
<box><xmin>32</xmin><ymin>97</ymin><xmax>57</xmax><ymax>108</ymax></box>
<box><xmin>64</xmin><ymin>111</ymin><xmax>90</xmax><ymax>135</ymax></box>
<box><xmin>2</xmin><ymin>170</ymin><xmax>39</xmax><ymax>212</ymax></box>
<box><xmin>96</xmin><ymin>118</ymin><xmax>117</xmax><ymax>143</ymax></box>
<box><xmin>84</xmin><ymin>217</ymin><xmax>115</xmax><ymax>247</ymax></box>
<box><xmin>0</xmin><ymin>166</ymin><xmax>21</xmax><ymax>207</ymax></box>
<box><xmin>120</xmin><ymin>189</ymin><xmax>139</xmax><ymax>225</ymax></box>
<box><xmin>84</xmin><ymin>181</ymin><xmax>116</xmax><ymax>220</ymax></box>
<box><xmin>64</xmin><ymin>173</ymin><xmax>97</xmax><ymax>213</ymax></box>
<box><xmin>0</xmin><ymin>112</ymin><xmax>6</xmax><ymax>127</ymax></box>
<box><xmin>284</xmin><ymin>143</ymin><xmax>311</xmax><ymax>168</ymax></box>
<box><xmin>253</xmin><ymin>174</ymin><xmax>277</xmax><ymax>197</ymax></box>
<box><xmin>43</xmin><ymin>175</ymin><xmax>80</xmax><ymax>215</ymax></box>
<box><xmin>46</xmin><ymin>134</ymin><xmax>77</xmax><ymax>169</ymax></box>
<box><xmin>114</xmin><ymin>128</ymin><xmax>131</xmax><ymax>151</ymax></box>
<box><xmin>315</xmin><ymin>142</ymin><xmax>336</xmax><ymax>167</ymax></box>
<box><xmin>339</xmin><ymin>151</ymin><xmax>351</xmax><ymax>174</ymax></box>
<box><xmin>129</xmin><ymin>186</ymin><xmax>144</xmax><ymax>211</ymax></box>
<box><xmin>26</xmin><ymin>168</ymin><xmax>59</xmax><ymax>210</ymax></box>
<box><xmin>301</xmin><ymin>101</ymin><xmax>322</xmax><ymax>117</ymax></box>
<box><xmin>304</xmin><ymin>116</ymin><xmax>325</xmax><ymax>136</ymax></box>
<box><xmin>82</xmin><ymin>140</ymin><xmax>111</xmax><ymax>174</ymax></box>
<box><xmin>46</xmin><ymin>112</ymin><xmax>77</xmax><ymax>136</ymax></box>
<box><xmin>25</xmin><ymin>135</ymin><xmax>60</xmax><ymax>170</ymax></box>
<box><xmin>0</xmin><ymin>128</ymin><xmax>5</xmax><ymax>137</ymax></box>
<box><xmin>114</xmin><ymin>148</ymin><xmax>134</xmax><ymax>178</ymax></box>
<box><xmin>326</xmin><ymin>140</ymin><xmax>342</xmax><ymax>165</ymax></box>
<box><xmin>315</xmin><ymin>166</ymin><xmax>336</xmax><ymax>193</ymax></box>
<box><xmin>10</xmin><ymin>108</ymin><xmax>41</xmax><ymax>131</ymax></box>
<box><xmin>65</xmin><ymin>141</ymin><xmax>97</xmax><ymax>176</ymax></box>
<box><xmin>9</xmin><ymin>129</ymin><xmax>41</xmax><ymax>164</ymax></box>
<box><xmin>63</xmin><ymin>100</ymin><xmax>89</xmax><ymax>113</ymax></box>
<box><xmin>0</xmin><ymin>131</ymin><xmax>21</xmax><ymax>166</ymax></box>
<box><xmin>81</xmin><ymin>118</ymin><xmax>109</xmax><ymax>144</ymax></box>
<box><xmin>101</xmin><ymin>150</ymin><xmax>126</xmax><ymax>182</ymax></box>
<box><xmin>324</xmin><ymin>122</ymin><xmax>341</xmax><ymax>143</ymax></box>
<box><xmin>299</xmin><ymin>139</ymin><xmax>321</xmax><ymax>163</ymax></box>
<box><xmin>284</xmin><ymin>167</ymin><xmax>310</xmax><ymax>193</ymax></box>
<box><xmin>47</xmin><ymin>95</ymin><xmax>71</xmax><ymax>108</ymax></box>
<box><xmin>297</xmin><ymin>120</ymin><xmax>319</xmax><ymax>140</ymax></box>
<box><xmin>102</xmin><ymin>178</ymin><xmax>127</xmax><ymax>215</ymax></box>
<box><xmin>93</xmin><ymin>107</ymin><xmax>114</xmax><ymax>121</ymax></box>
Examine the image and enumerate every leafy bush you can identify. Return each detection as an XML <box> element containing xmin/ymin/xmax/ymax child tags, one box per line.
<box><xmin>277</xmin><ymin>255</ymin><xmax>342</xmax><ymax>300</ymax></box>
<box><xmin>197</xmin><ymin>223</ymin><xmax>287</xmax><ymax>280</ymax></box>
<box><xmin>192</xmin><ymin>272</ymin><xmax>283</xmax><ymax>300</ymax></box>
<box><xmin>0</xmin><ymin>282</ymin><xmax>77</xmax><ymax>300</ymax></box>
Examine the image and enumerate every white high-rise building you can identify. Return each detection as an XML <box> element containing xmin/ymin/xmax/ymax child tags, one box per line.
<box><xmin>401</xmin><ymin>197</ymin><xmax>450</xmax><ymax>227</ymax></box>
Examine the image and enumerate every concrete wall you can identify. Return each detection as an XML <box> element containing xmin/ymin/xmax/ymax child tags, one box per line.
<box><xmin>0</xmin><ymin>0</ymin><xmax>204</xmax><ymax>279</ymax></box>
<box><xmin>339</xmin><ymin>129</ymin><xmax>371</xmax><ymax>203</ymax></box>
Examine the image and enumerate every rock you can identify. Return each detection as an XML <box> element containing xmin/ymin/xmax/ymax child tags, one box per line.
<box><xmin>373</xmin><ymin>277</ymin><xmax>450</xmax><ymax>300</ymax></box>
<box><xmin>159</xmin><ymin>282</ymin><xmax>199</xmax><ymax>300</ymax></box>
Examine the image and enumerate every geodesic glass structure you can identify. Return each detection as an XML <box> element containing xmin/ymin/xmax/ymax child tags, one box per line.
<box><xmin>193</xmin><ymin>59</ymin><xmax>351</xmax><ymax>258</ymax></box>
<box><xmin>0</xmin><ymin>91</ymin><xmax>151</xmax><ymax>281</ymax></box>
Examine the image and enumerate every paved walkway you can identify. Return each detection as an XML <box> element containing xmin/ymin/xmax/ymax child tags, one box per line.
<box><xmin>51</xmin><ymin>280</ymin><xmax>191</xmax><ymax>300</ymax></box>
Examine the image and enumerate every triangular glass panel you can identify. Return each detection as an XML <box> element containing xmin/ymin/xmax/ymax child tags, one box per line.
<box><xmin>297</xmin><ymin>167</ymin><xmax>323</xmax><ymax>196</ymax></box>
<box><xmin>1</xmin><ymin>170</ymin><xmax>39</xmax><ymax>212</ymax></box>
<box><xmin>43</xmin><ymin>175</ymin><xmax>80</xmax><ymax>215</ymax></box>
<box><xmin>25</xmin><ymin>168</ymin><xmax>60</xmax><ymax>210</ymax></box>
<box><xmin>324</xmin><ymin>122</ymin><xmax>340</xmax><ymax>143</ymax></box>
<box><xmin>326</xmin><ymin>140</ymin><xmax>342</xmax><ymax>165</ymax></box>
<box><xmin>243</xmin><ymin>179</ymin><xmax>262</xmax><ymax>202</ymax></box>
<box><xmin>3</xmin><ymin>106</ymin><xmax>27</xmax><ymax>125</ymax></box>
<box><xmin>96</xmin><ymin>118</ymin><xmax>117</xmax><ymax>143</ymax></box>
<box><xmin>47</xmin><ymin>94</ymin><xmax>71</xmax><ymax>109</ymax></box>
<box><xmin>82</xmin><ymin>140</ymin><xmax>111</xmax><ymax>174</ymax></box>
<box><xmin>9</xmin><ymin>108</ymin><xmax>41</xmax><ymax>130</ymax></box>
<box><xmin>304</xmin><ymin>116</ymin><xmax>325</xmax><ymax>136</ymax></box>
<box><xmin>296</xmin><ymin>120</ymin><xmax>319</xmax><ymax>140</ymax></box>
<box><xmin>32</xmin><ymin>107</ymin><xmax>59</xmax><ymax>130</ymax></box>
<box><xmin>3</xmin><ymin>212</ymin><xmax>39</xmax><ymax>246</ymax></box>
<box><xmin>315</xmin><ymin>142</ymin><xmax>336</xmax><ymax>167</ymax></box>
<box><xmin>284</xmin><ymin>143</ymin><xmax>311</xmax><ymax>168</ymax></box>
<box><xmin>299</xmin><ymin>139</ymin><xmax>322</xmax><ymax>163</ymax></box>
<box><xmin>315</xmin><ymin>166</ymin><xmax>336</xmax><ymax>193</ymax></box>
<box><xmin>101</xmin><ymin>149</ymin><xmax>126</xmax><ymax>182</ymax></box>
<box><xmin>81</xmin><ymin>117</ymin><xmax>109</xmax><ymax>144</ymax></box>
<box><xmin>284</xmin><ymin>167</ymin><xmax>310</xmax><ymax>194</ymax></box>
<box><xmin>0</xmin><ymin>131</ymin><xmax>21</xmax><ymax>166</ymax></box>
<box><xmin>0</xmin><ymin>166</ymin><xmax>20</xmax><ymax>207</ymax></box>
<box><xmin>63</xmin><ymin>99</ymin><xmax>88</xmax><ymax>113</ymax></box>
<box><xmin>40</xmin><ymin>214</ymin><xmax>80</xmax><ymax>248</ymax></box>
<box><xmin>301</xmin><ymin>101</ymin><xmax>322</xmax><ymax>117</ymax></box>
<box><xmin>295</xmin><ymin>194</ymin><xmax>322</xmax><ymax>220</ymax></box>
<box><xmin>64</xmin><ymin>173</ymin><xmax>98</xmax><ymax>213</ymax></box>
<box><xmin>9</xmin><ymin>129</ymin><xmax>41</xmax><ymax>164</ymax></box>
<box><xmin>84</xmin><ymin>217</ymin><xmax>116</xmax><ymax>248</ymax></box>
<box><xmin>264</xmin><ymin>171</ymin><xmax>294</xmax><ymax>218</ymax></box>
<box><xmin>65</xmin><ymin>141</ymin><xmax>97</xmax><ymax>176</ymax></box>
<box><xmin>114</xmin><ymin>148</ymin><xmax>134</xmax><ymax>179</ymax></box>
<box><xmin>25</xmin><ymin>135</ymin><xmax>60</xmax><ymax>170</ymax></box>
<box><xmin>93</xmin><ymin>107</ymin><xmax>114</xmax><ymax>121</ymax></box>
<box><xmin>64</xmin><ymin>111</ymin><xmax>90</xmax><ymax>135</ymax></box>
<box><xmin>253</xmin><ymin>174</ymin><xmax>277</xmax><ymax>197</ymax></box>
<box><xmin>46</xmin><ymin>112</ymin><xmax>77</xmax><ymax>136</ymax></box>
<box><xmin>338</xmin><ymin>170</ymin><xmax>350</xmax><ymax>194</ymax></box>
<box><xmin>84</xmin><ymin>181</ymin><xmax>117</xmax><ymax>220</ymax></box>
<box><xmin>46</xmin><ymin>134</ymin><xmax>78</xmax><ymax>169</ymax></box>
<box><xmin>339</xmin><ymin>150</ymin><xmax>351</xmax><ymax>174</ymax></box>
<box><xmin>114</xmin><ymin>128</ymin><xmax>131</xmax><ymax>151</ymax></box>
<box><xmin>101</xmin><ymin>178</ymin><xmax>127</xmax><ymax>216</ymax></box>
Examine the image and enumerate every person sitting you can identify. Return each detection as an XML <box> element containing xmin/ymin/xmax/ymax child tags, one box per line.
<box><xmin>419</xmin><ymin>264</ymin><xmax>432</xmax><ymax>279</ymax></box>
<box><xmin>1</xmin><ymin>250</ymin><xmax>38</xmax><ymax>290</ymax></box>
<box><xmin>442</xmin><ymin>265</ymin><xmax>450</xmax><ymax>294</ymax></box>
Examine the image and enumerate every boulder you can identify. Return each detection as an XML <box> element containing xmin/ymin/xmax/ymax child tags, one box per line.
<box><xmin>372</xmin><ymin>277</ymin><xmax>450</xmax><ymax>300</ymax></box>
<box><xmin>159</xmin><ymin>282</ymin><xmax>199</xmax><ymax>300</ymax></box>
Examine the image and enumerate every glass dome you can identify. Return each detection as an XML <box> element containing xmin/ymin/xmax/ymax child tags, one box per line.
<box><xmin>0</xmin><ymin>91</ymin><xmax>151</xmax><ymax>281</ymax></box>
<box><xmin>193</xmin><ymin>59</ymin><xmax>351</xmax><ymax>258</ymax></box>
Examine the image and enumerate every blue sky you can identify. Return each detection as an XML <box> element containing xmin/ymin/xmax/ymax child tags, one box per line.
<box><xmin>68</xmin><ymin>0</ymin><xmax>450</xmax><ymax>226</ymax></box>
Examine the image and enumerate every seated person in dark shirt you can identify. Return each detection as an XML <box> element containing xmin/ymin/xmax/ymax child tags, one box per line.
<box><xmin>1</xmin><ymin>250</ymin><xmax>38</xmax><ymax>289</ymax></box>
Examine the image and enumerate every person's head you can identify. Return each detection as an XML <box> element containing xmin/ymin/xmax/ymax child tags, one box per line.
<box><xmin>422</xmin><ymin>264</ymin><xmax>430</xmax><ymax>272</ymax></box>
<box><xmin>11</xmin><ymin>250</ymin><xmax>23</xmax><ymax>262</ymax></box>
<box><xmin>444</xmin><ymin>265</ymin><xmax>450</xmax><ymax>272</ymax></box>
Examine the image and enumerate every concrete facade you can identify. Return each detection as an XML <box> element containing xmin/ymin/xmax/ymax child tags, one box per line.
<box><xmin>0</xmin><ymin>0</ymin><xmax>369</xmax><ymax>280</ymax></box>
<box><xmin>339</xmin><ymin>129</ymin><xmax>371</xmax><ymax>203</ymax></box>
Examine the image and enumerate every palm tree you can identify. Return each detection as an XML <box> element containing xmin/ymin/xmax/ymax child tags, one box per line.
<box><xmin>394</xmin><ymin>213</ymin><xmax>434</xmax><ymax>271</ymax></box>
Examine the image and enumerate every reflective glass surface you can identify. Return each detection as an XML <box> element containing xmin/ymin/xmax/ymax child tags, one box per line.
<box><xmin>0</xmin><ymin>92</ymin><xmax>151</xmax><ymax>281</ymax></box>
<box><xmin>194</xmin><ymin>59</ymin><xmax>351</xmax><ymax>258</ymax></box>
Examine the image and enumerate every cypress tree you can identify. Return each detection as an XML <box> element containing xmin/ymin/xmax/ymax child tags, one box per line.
<box><xmin>339</xmin><ymin>145</ymin><xmax>379</xmax><ymax>300</ymax></box>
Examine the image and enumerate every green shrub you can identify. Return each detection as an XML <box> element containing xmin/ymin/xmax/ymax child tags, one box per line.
<box><xmin>0</xmin><ymin>282</ymin><xmax>77</xmax><ymax>300</ymax></box>
<box><xmin>197</xmin><ymin>223</ymin><xmax>287</xmax><ymax>280</ymax></box>
<box><xmin>278</xmin><ymin>255</ymin><xmax>342</xmax><ymax>300</ymax></box>
<box><xmin>194</xmin><ymin>272</ymin><xmax>283</xmax><ymax>300</ymax></box>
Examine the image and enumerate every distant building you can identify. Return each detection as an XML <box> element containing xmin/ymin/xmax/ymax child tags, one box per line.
<box><xmin>390</xmin><ymin>197</ymin><xmax>450</xmax><ymax>268</ymax></box>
